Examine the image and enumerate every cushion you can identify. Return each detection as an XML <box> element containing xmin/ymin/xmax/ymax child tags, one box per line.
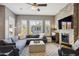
<box><xmin>4</xmin><ymin>38</ymin><xmax>13</xmax><ymax>43</ymax></box>
<box><xmin>52</xmin><ymin>32</ymin><xmax>56</xmax><ymax>36</ymax></box>
<box><xmin>39</xmin><ymin>33</ymin><xmax>45</xmax><ymax>38</ymax></box>
<box><xmin>72</xmin><ymin>39</ymin><xmax>79</xmax><ymax>50</ymax></box>
<box><xmin>62</xmin><ymin>45</ymin><xmax>71</xmax><ymax>49</ymax></box>
<box><xmin>26</xmin><ymin>35</ymin><xmax>39</xmax><ymax>38</ymax></box>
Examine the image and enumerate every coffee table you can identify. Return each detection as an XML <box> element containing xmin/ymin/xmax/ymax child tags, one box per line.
<box><xmin>29</xmin><ymin>40</ymin><xmax>46</xmax><ymax>53</ymax></box>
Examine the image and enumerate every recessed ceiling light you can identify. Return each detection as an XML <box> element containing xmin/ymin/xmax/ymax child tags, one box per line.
<box><xmin>20</xmin><ymin>8</ymin><xmax>23</xmax><ymax>10</ymax></box>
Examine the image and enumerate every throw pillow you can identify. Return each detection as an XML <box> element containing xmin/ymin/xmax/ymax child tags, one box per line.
<box><xmin>39</xmin><ymin>33</ymin><xmax>45</xmax><ymax>38</ymax></box>
<box><xmin>72</xmin><ymin>39</ymin><xmax>79</xmax><ymax>50</ymax></box>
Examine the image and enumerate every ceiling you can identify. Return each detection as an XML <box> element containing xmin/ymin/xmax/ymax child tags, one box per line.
<box><xmin>1</xmin><ymin>3</ymin><xmax>68</xmax><ymax>15</ymax></box>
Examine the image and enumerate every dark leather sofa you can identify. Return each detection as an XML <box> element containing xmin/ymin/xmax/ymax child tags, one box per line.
<box><xmin>26</xmin><ymin>35</ymin><xmax>47</xmax><ymax>45</ymax></box>
<box><xmin>0</xmin><ymin>40</ymin><xmax>19</xmax><ymax>56</ymax></box>
<box><xmin>58</xmin><ymin>43</ymin><xmax>79</xmax><ymax>56</ymax></box>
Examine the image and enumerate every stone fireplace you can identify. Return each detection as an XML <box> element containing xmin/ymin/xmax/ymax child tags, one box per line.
<box><xmin>58</xmin><ymin>29</ymin><xmax>74</xmax><ymax>45</ymax></box>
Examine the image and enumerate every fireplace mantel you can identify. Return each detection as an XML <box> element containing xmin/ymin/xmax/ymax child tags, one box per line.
<box><xmin>57</xmin><ymin>29</ymin><xmax>74</xmax><ymax>45</ymax></box>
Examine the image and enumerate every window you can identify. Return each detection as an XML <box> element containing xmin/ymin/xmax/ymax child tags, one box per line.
<box><xmin>29</xmin><ymin>20</ymin><xmax>43</xmax><ymax>35</ymax></box>
<box><xmin>19</xmin><ymin>20</ymin><xmax>27</xmax><ymax>38</ymax></box>
<box><xmin>45</xmin><ymin>20</ymin><xmax>51</xmax><ymax>36</ymax></box>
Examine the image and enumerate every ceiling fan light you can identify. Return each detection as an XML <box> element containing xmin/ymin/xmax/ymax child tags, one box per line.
<box><xmin>31</xmin><ymin>6</ymin><xmax>37</xmax><ymax>10</ymax></box>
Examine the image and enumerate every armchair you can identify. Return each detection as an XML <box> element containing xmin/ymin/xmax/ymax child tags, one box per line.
<box><xmin>58</xmin><ymin>43</ymin><xmax>79</xmax><ymax>56</ymax></box>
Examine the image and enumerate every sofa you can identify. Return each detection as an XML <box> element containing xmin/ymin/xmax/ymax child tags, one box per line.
<box><xmin>4</xmin><ymin>37</ymin><xmax>27</xmax><ymax>54</ymax></box>
<box><xmin>0</xmin><ymin>40</ymin><xmax>19</xmax><ymax>56</ymax></box>
<box><xmin>26</xmin><ymin>34</ymin><xmax>47</xmax><ymax>45</ymax></box>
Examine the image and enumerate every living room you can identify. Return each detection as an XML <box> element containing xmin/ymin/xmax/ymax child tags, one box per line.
<box><xmin>0</xmin><ymin>3</ymin><xmax>79</xmax><ymax>56</ymax></box>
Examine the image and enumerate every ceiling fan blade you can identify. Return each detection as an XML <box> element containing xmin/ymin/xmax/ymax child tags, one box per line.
<box><xmin>37</xmin><ymin>4</ymin><xmax>47</xmax><ymax>6</ymax></box>
<box><xmin>26</xmin><ymin>3</ymin><xmax>33</xmax><ymax>5</ymax></box>
<box><xmin>26</xmin><ymin>3</ymin><xmax>47</xmax><ymax>7</ymax></box>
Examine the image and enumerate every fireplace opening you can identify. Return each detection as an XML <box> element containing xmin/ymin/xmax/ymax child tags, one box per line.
<box><xmin>61</xmin><ymin>33</ymin><xmax>69</xmax><ymax>43</ymax></box>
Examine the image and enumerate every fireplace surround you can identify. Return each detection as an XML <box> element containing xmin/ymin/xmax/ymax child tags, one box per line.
<box><xmin>61</xmin><ymin>33</ymin><xmax>69</xmax><ymax>43</ymax></box>
<box><xmin>57</xmin><ymin>29</ymin><xmax>74</xmax><ymax>45</ymax></box>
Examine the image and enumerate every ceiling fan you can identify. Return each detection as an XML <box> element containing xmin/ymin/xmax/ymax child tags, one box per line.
<box><xmin>27</xmin><ymin>3</ymin><xmax>47</xmax><ymax>7</ymax></box>
<box><xmin>27</xmin><ymin>3</ymin><xmax>47</xmax><ymax>11</ymax></box>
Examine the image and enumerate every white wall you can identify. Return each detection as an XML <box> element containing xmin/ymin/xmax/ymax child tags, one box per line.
<box><xmin>5</xmin><ymin>7</ymin><xmax>16</xmax><ymax>39</ymax></box>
